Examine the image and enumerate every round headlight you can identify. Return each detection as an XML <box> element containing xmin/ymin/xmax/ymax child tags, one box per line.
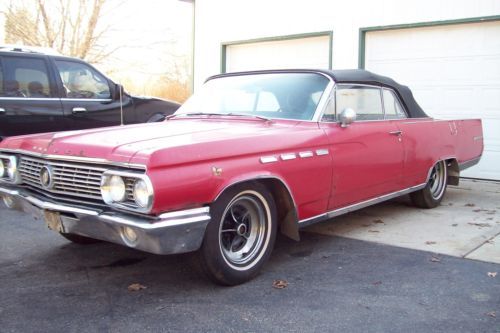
<box><xmin>109</xmin><ymin>175</ymin><xmax>126</xmax><ymax>202</ymax></box>
<box><xmin>0</xmin><ymin>159</ymin><xmax>5</xmax><ymax>178</ymax></box>
<box><xmin>133</xmin><ymin>179</ymin><xmax>152</xmax><ymax>208</ymax></box>
<box><xmin>7</xmin><ymin>156</ymin><xmax>18</xmax><ymax>181</ymax></box>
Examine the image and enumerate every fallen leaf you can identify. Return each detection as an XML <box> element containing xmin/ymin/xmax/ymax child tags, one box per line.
<box><xmin>486</xmin><ymin>311</ymin><xmax>496</xmax><ymax>318</ymax></box>
<box><xmin>373</xmin><ymin>219</ymin><xmax>384</xmax><ymax>224</ymax></box>
<box><xmin>128</xmin><ymin>283</ymin><xmax>147</xmax><ymax>292</ymax></box>
<box><xmin>368</xmin><ymin>230</ymin><xmax>380</xmax><ymax>233</ymax></box>
<box><xmin>465</xmin><ymin>203</ymin><xmax>476</xmax><ymax>207</ymax></box>
<box><xmin>430</xmin><ymin>256</ymin><xmax>441</xmax><ymax>263</ymax></box>
<box><xmin>322</xmin><ymin>254</ymin><xmax>331</xmax><ymax>259</ymax></box>
<box><xmin>487</xmin><ymin>272</ymin><xmax>497</xmax><ymax>278</ymax></box>
<box><xmin>361</xmin><ymin>224</ymin><xmax>371</xmax><ymax>227</ymax></box>
<box><xmin>451</xmin><ymin>224</ymin><xmax>458</xmax><ymax>227</ymax></box>
<box><xmin>273</xmin><ymin>279</ymin><xmax>288</xmax><ymax>289</ymax></box>
<box><xmin>468</xmin><ymin>222</ymin><xmax>492</xmax><ymax>228</ymax></box>
<box><xmin>372</xmin><ymin>281</ymin><xmax>382</xmax><ymax>285</ymax></box>
<box><xmin>425</xmin><ymin>241</ymin><xmax>437</xmax><ymax>245</ymax></box>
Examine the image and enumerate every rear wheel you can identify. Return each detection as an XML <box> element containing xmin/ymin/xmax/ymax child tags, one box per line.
<box><xmin>410</xmin><ymin>160</ymin><xmax>448</xmax><ymax>208</ymax></box>
<box><xmin>59</xmin><ymin>232</ymin><xmax>101</xmax><ymax>244</ymax></box>
<box><xmin>198</xmin><ymin>182</ymin><xmax>277</xmax><ymax>285</ymax></box>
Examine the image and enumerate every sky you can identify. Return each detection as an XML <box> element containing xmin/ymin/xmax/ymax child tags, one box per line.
<box><xmin>97</xmin><ymin>0</ymin><xmax>194</xmax><ymax>86</ymax></box>
<box><xmin>0</xmin><ymin>0</ymin><xmax>194</xmax><ymax>94</ymax></box>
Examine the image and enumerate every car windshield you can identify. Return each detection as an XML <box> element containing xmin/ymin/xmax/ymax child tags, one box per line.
<box><xmin>176</xmin><ymin>73</ymin><xmax>330</xmax><ymax>121</ymax></box>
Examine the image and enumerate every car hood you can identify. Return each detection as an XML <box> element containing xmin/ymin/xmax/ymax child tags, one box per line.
<box><xmin>1</xmin><ymin>118</ymin><xmax>323</xmax><ymax>168</ymax></box>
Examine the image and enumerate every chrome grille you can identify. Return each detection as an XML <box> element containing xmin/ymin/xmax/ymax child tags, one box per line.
<box><xmin>19</xmin><ymin>156</ymin><xmax>107</xmax><ymax>200</ymax></box>
<box><xmin>125</xmin><ymin>178</ymin><xmax>136</xmax><ymax>204</ymax></box>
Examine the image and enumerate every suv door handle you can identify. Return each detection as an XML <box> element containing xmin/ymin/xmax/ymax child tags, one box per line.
<box><xmin>389</xmin><ymin>130</ymin><xmax>402</xmax><ymax>136</ymax></box>
<box><xmin>72</xmin><ymin>107</ymin><xmax>87</xmax><ymax>113</ymax></box>
<box><xmin>0</xmin><ymin>108</ymin><xmax>5</xmax><ymax>114</ymax></box>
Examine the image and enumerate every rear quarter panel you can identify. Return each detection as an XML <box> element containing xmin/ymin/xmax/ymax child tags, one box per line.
<box><xmin>395</xmin><ymin>118</ymin><xmax>483</xmax><ymax>188</ymax></box>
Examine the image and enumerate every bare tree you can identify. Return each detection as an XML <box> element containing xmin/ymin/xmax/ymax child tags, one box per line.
<box><xmin>3</xmin><ymin>0</ymin><xmax>115</xmax><ymax>62</ymax></box>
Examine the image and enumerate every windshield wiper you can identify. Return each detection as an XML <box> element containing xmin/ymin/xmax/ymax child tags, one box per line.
<box><xmin>167</xmin><ymin>112</ymin><xmax>270</xmax><ymax>121</ymax></box>
<box><xmin>166</xmin><ymin>112</ymin><xmax>224</xmax><ymax>120</ymax></box>
<box><xmin>226</xmin><ymin>113</ymin><xmax>270</xmax><ymax>121</ymax></box>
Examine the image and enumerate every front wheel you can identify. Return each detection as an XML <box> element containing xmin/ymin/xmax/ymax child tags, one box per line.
<box><xmin>198</xmin><ymin>183</ymin><xmax>277</xmax><ymax>285</ymax></box>
<box><xmin>410</xmin><ymin>160</ymin><xmax>448</xmax><ymax>208</ymax></box>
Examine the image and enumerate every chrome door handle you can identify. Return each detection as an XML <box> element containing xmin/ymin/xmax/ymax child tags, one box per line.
<box><xmin>72</xmin><ymin>107</ymin><xmax>87</xmax><ymax>113</ymax></box>
<box><xmin>0</xmin><ymin>107</ymin><xmax>5</xmax><ymax>114</ymax></box>
<box><xmin>389</xmin><ymin>130</ymin><xmax>402</xmax><ymax>135</ymax></box>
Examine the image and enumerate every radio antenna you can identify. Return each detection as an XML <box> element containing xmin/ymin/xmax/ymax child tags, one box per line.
<box><xmin>119</xmin><ymin>83</ymin><xmax>124</xmax><ymax>126</ymax></box>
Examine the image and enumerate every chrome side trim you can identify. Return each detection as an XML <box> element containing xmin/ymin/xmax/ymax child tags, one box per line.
<box><xmin>459</xmin><ymin>156</ymin><xmax>481</xmax><ymax>171</ymax></box>
<box><xmin>62</xmin><ymin>98</ymin><xmax>113</xmax><ymax>102</ymax></box>
<box><xmin>298</xmin><ymin>183</ymin><xmax>426</xmax><ymax>227</ymax></box>
<box><xmin>315</xmin><ymin>149</ymin><xmax>329</xmax><ymax>156</ymax></box>
<box><xmin>0</xmin><ymin>97</ymin><xmax>60</xmax><ymax>101</ymax></box>
<box><xmin>0</xmin><ymin>97</ymin><xmax>112</xmax><ymax>102</ymax></box>
<box><xmin>260</xmin><ymin>156</ymin><xmax>278</xmax><ymax>164</ymax></box>
<box><xmin>299</xmin><ymin>151</ymin><xmax>314</xmax><ymax>158</ymax></box>
<box><xmin>280</xmin><ymin>153</ymin><xmax>297</xmax><ymax>161</ymax></box>
<box><xmin>0</xmin><ymin>149</ymin><xmax>146</xmax><ymax>170</ymax></box>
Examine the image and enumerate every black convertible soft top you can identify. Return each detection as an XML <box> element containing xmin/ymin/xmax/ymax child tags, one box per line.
<box><xmin>210</xmin><ymin>69</ymin><xmax>429</xmax><ymax>119</ymax></box>
<box><xmin>327</xmin><ymin>69</ymin><xmax>428</xmax><ymax>118</ymax></box>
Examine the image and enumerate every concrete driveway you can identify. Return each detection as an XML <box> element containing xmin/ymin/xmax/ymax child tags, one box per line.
<box><xmin>0</xmin><ymin>179</ymin><xmax>498</xmax><ymax>332</ymax></box>
<box><xmin>306</xmin><ymin>179</ymin><xmax>500</xmax><ymax>264</ymax></box>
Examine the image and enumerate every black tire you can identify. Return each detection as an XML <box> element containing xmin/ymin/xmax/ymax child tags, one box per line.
<box><xmin>59</xmin><ymin>232</ymin><xmax>101</xmax><ymax>244</ymax></box>
<box><xmin>410</xmin><ymin>160</ymin><xmax>448</xmax><ymax>208</ymax></box>
<box><xmin>198</xmin><ymin>182</ymin><xmax>277</xmax><ymax>285</ymax></box>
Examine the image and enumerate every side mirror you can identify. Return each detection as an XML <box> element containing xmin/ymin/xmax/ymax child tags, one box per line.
<box><xmin>339</xmin><ymin>108</ymin><xmax>356</xmax><ymax>128</ymax></box>
<box><xmin>112</xmin><ymin>83</ymin><xmax>124</xmax><ymax>100</ymax></box>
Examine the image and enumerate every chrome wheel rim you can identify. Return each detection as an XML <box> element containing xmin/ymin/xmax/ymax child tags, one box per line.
<box><xmin>219</xmin><ymin>193</ymin><xmax>267</xmax><ymax>267</ymax></box>
<box><xmin>429</xmin><ymin>161</ymin><xmax>446</xmax><ymax>199</ymax></box>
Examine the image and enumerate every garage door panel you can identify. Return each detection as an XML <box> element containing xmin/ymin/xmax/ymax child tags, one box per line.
<box><xmin>365</xmin><ymin>21</ymin><xmax>500</xmax><ymax>180</ymax></box>
<box><xmin>226</xmin><ymin>35</ymin><xmax>330</xmax><ymax>72</ymax></box>
<box><xmin>462</xmin><ymin>151</ymin><xmax>500</xmax><ymax>180</ymax></box>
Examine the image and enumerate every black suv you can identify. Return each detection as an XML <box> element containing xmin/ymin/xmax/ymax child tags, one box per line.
<box><xmin>0</xmin><ymin>46</ymin><xmax>180</xmax><ymax>140</ymax></box>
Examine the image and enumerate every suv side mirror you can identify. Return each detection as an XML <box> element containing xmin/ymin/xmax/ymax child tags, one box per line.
<box><xmin>339</xmin><ymin>108</ymin><xmax>356</xmax><ymax>128</ymax></box>
<box><xmin>112</xmin><ymin>83</ymin><xmax>124</xmax><ymax>100</ymax></box>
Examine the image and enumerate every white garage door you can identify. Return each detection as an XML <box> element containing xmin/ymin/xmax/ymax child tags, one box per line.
<box><xmin>225</xmin><ymin>34</ymin><xmax>331</xmax><ymax>73</ymax></box>
<box><xmin>365</xmin><ymin>20</ymin><xmax>500</xmax><ymax>180</ymax></box>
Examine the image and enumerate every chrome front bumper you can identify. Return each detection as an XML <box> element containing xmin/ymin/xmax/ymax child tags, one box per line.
<box><xmin>0</xmin><ymin>186</ymin><xmax>211</xmax><ymax>255</ymax></box>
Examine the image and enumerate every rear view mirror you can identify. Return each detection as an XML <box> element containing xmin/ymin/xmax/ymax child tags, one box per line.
<box><xmin>339</xmin><ymin>108</ymin><xmax>357</xmax><ymax>128</ymax></box>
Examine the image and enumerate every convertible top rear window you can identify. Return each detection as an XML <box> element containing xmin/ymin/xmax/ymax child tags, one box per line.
<box><xmin>177</xmin><ymin>73</ymin><xmax>330</xmax><ymax>121</ymax></box>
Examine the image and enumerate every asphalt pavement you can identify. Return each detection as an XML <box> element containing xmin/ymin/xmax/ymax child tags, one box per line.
<box><xmin>0</xmin><ymin>204</ymin><xmax>499</xmax><ymax>332</ymax></box>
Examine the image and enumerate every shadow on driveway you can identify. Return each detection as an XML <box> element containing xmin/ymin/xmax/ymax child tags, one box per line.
<box><xmin>1</xmin><ymin>206</ymin><xmax>498</xmax><ymax>332</ymax></box>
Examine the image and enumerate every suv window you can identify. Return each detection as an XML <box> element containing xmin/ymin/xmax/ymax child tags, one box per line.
<box><xmin>1</xmin><ymin>56</ymin><xmax>51</xmax><ymax>98</ymax></box>
<box><xmin>383</xmin><ymin>89</ymin><xmax>407</xmax><ymax>119</ymax></box>
<box><xmin>55</xmin><ymin>60</ymin><xmax>111</xmax><ymax>99</ymax></box>
<box><xmin>336</xmin><ymin>85</ymin><xmax>384</xmax><ymax>120</ymax></box>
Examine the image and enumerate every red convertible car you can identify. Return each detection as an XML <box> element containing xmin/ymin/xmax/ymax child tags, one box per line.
<box><xmin>0</xmin><ymin>69</ymin><xmax>483</xmax><ymax>285</ymax></box>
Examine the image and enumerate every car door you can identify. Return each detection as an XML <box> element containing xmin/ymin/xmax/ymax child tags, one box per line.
<box><xmin>320</xmin><ymin>84</ymin><xmax>405</xmax><ymax>210</ymax></box>
<box><xmin>53</xmin><ymin>59</ymin><xmax>134</xmax><ymax>130</ymax></box>
<box><xmin>0</xmin><ymin>54</ymin><xmax>65</xmax><ymax>138</ymax></box>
